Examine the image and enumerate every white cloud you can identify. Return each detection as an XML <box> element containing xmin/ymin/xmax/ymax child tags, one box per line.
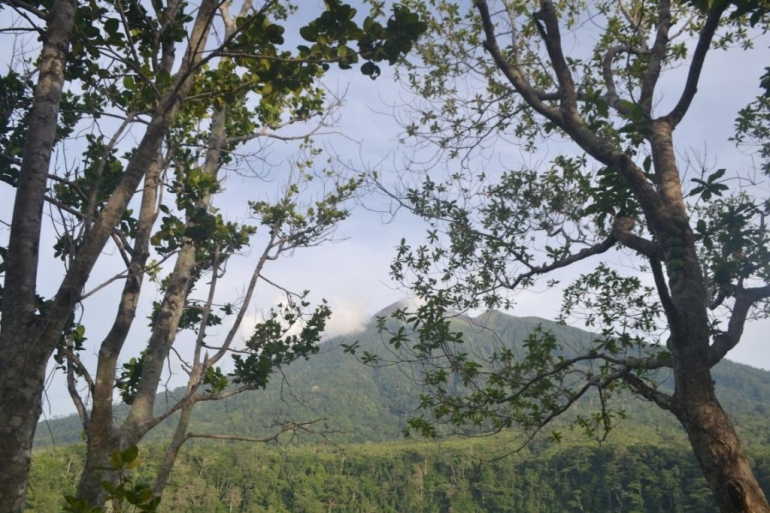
<box><xmin>324</xmin><ymin>296</ymin><xmax>371</xmax><ymax>338</ymax></box>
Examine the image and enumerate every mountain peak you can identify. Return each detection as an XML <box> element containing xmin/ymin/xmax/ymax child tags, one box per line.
<box><xmin>373</xmin><ymin>297</ymin><xmax>425</xmax><ymax>318</ymax></box>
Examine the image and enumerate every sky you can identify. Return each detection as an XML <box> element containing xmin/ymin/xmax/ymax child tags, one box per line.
<box><xmin>1</xmin><ymin>1</ymin><xmax>770</xmax><ymax>418</ymax></box>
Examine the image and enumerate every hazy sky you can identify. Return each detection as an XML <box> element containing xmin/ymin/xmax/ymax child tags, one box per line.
<box><xmin>1</xmin><ymin>2</ymin><xmax>769</xmax><ymax>419</ymax></box>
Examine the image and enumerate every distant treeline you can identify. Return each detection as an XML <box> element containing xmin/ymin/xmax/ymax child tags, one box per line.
<box><xmin>27</xmin><ymin>437</ymin><xmax>770</xmax><ymax>512</ymax></box>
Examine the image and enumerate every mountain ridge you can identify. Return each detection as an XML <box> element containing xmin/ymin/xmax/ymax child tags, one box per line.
<box><xmin>36</xmin><ymin>302</ymin><xmax>770</xmax><ymax>450</ymax></box>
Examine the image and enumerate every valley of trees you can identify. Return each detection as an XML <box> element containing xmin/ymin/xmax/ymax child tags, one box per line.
<box><xmin>2</xmin><ymin>0</ymin><xmax>770</xmax><ymax>511</ymax></box>
<box><xmin>28</xmin><ymin>435</ymin><xmax>770</xmax><ymax>512</ymax></box>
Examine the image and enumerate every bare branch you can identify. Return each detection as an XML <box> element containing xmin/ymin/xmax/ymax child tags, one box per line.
<box><xmin>533</xmin><ymin>0</ymin><xmax>580</xmax><ymax>118</ymax></box>
<box><xmin>44</xmin><ymin>195</ymin><xmax>84</xmax><ymax>219</ymax></box>
<box><xmin>611</xmin><ymin>216</ymin><xmax>661</xmax><ymax>258</ymax></box>
<box><xmin>111</xmin><ymin>230</ymin><xmax>133</xmax><ymax>266</ymax></box>
<box><xmin>505</xmin><ymin>234</ymin><xmax>617</xmax><ymax>290</ymax></box>
<box><xmin>5</xmin><ymin>0</ymin><xmax>46</xmax><ymax>20</ymax></box>
<box><xmin>650</xmin><ymin>255</ymin><xmax>677</xmax><ymax>324</ymax></box>
<box><xmin>709</xmin><ymin>284</ymin><xmax>770</xmax><ymax>365</ymax></box>
<box><xmin>602</xmin><ymin>44</ymin><xmax>649</xmax><ymax>116</ymax></box>
<box><xmin>623</xmin><ymin>372</ymin><xmax>673</xmax><ymax>411</ymax></box>
<box><xmin>185</xmin><ymin>419</ymin><xmax>325</xmax><ymax>443</ymax></box>
<box><xmin>66</xmin><ymin>358</ymin><xmax>90</xmax><ymax>431</ymax></box>
<box><xmin>206</xmin><ymin>233</ymin><xmax>279</xmax><ymax>368</ymax></box>
<box><xmin>640</xmin><ymin>0</ymin><xmax>672</xmax><ymax>118</ymax></box>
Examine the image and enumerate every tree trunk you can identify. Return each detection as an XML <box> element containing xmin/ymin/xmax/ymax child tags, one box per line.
<box><xmin>75</xmin><ymin>162</ymin><xmax>160</xmax><ymax>507</ymax></box>
<box><xmin>0</xmin><ymin>1</ymin><xmax>76</xmax><ymax>510</ymax></box>
<box><xmin>650</xmin><ymin>121</ymin><xmax>770</xmax><ymax>512</ymax></box>
<box><xmin>670</xmin><ymin>310</ymin><xmax>770</xmax><ymax>512</ymax></box>
<box><xmin>153</xmin><ymin>401</ymin><xmax>195</xmax><ymax>496</ymax></box>
<box><xmin>678</xmin><ymin>390</ymin><xmax>770</xmax><ymax>513</ymax></box>
<box><xmin>75</xmin><ymin>425</ymin><xmax>122</xmax><ymax>508</ymax></box>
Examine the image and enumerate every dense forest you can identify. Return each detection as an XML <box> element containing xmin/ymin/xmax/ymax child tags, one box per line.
<box><xmin>28</xmin><ymin>434</ymin><xmax>770</xmax><ymax>512</ymax></box>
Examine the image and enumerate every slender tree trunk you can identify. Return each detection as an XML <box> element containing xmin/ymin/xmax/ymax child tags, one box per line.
<box><xmin>76</xmin><ymin>162</ymin><xmax>160</xmax><ymax>507</ymax></box>
<box><xmin>0</xmin><ymin>1</ymin><xmax>76</xmax><ymax>510</ymax></box>
<box><xmin>121</xmin><ymin>102</ymin><xmax>226</xmax><ymax>438</ymax></box>
<box><xmin>153</xmin><ymin>401</ymin><xmax>195</xmax><ymax>496</ymax></box>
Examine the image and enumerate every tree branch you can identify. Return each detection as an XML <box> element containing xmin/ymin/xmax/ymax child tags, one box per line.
<box><xmin>663</xmin><ymin>1</ymin><xmax>729</xmax><ymax>127</ymax></box>
<box><xmin>184</xmin><ymin>418</ymin><xmax>325</xmax><ymax>443</ymax></box>
<box><xmin>506</xmin><ymin>234</ymin><xmax>617</xmax><ymax>289</ymax></box>
<box><xmin>611</xmin><ymin>216</ymin><xmax>661</xmax><ymax>258</ymax></box>
<box><xmin>533</xmin><ymin>0</ymin><xmax>579</xmax><ymax>119</ymax></box>
<box><xmin>475</xmin><ymin>0</ymin><xmax>562</xmax><ymax>124</ymax></box>
<box><xmin>623</xmin><ymin>371</ymin><xmax>673</xmax><ymax>411</ymax></box>
<box><xmin>709</xmin><ymin>284</ymin><xmax>770</xmax><ymax>365</ymax></box>
<box><xmin>5</xmin><ymin>0</ymin><xmax>46</xmax><ymax>19</ymax></box>
<box><xmin>650</xmin><ymin>254</ymin><xmax>678</xmax><ymax>324</ymax></box>
<box><xmin>639</xmin><ymin>0</ymin><xmax>672</xmax><ymax>118</ymax></box>
<box><xmin>602</xmin><ymin>44</ymin><xmax>649</xmax><ymax>116</ymax></box>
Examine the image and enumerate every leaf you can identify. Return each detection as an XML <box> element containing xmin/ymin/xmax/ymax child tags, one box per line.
<box><xmin>111</xmin><ymin>450</ymin><xmax>123</xmax><ymax>469</ymax></box>
<box><xmin>299</xmin><ymin>25</ymin><xmax>317</xmax><ymax>42</ymax></box>
<box><xmin>124</xmin><ymin>457</ymin><xmax>143</xmax><ymax>470</ymax></box>
<box><xmin>122</xmin><ymin>445</ymin><xmax>139</xmax><ymax>463</ymax></box>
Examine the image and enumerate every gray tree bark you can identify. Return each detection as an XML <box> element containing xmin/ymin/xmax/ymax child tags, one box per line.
<box><xmin>0</xmin><ymin>1</ymin><xmax>76</xmax><ymax>510</ymax></box>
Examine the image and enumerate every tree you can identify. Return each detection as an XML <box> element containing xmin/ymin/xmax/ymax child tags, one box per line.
<box><xmin>0</xmin><ymin>0</ymin><xmax>425</xmax><ymax>510</ymax></box>
<box><xmin>362</xmin><ymin>0</ymin><xmax>770</xmax><ymax>511</ymax></box>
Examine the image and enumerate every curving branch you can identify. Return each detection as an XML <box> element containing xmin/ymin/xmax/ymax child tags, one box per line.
<box><xmin>602</xmin><ymin>44</ymin><xmax>649</xmax><ymax>116</ymax></box>
<box><xmin>611</xmin><ymin>216</ymin><xmax>661</xmax><ymax>258</ymax></box>
<box><xmin>475</xmin><ymin>0</ymin><xmax>562</xmax><ymax>124</ymax></box>
<box><xmin>504</xmin><ymin>234</ymin><xmax>617</xmax><ymax>290</ymax></box>
<box><xmin>663</xmin><ymin>1</ymin><xmax>729</xmax><ymax>127</ymax></box>
<box><xmin>709</xmin><ymin>284</ymin><xmax>770</xmax><ymax>366</ymax></box>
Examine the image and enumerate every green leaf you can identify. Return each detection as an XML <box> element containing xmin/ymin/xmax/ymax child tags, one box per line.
<box><xmin>111</xmin><ymin>450</ymin><xmax>123</xmax><ymax>469</ymax></box>
<box><xmin>299</xmin><ymin>25</ymin><xmax>317</xmax><ymax>42</ymax></box>
<box><xmin>122</xmin><ymin>445</ymin><xmax>139</xmax><ymax>464</ymax></box>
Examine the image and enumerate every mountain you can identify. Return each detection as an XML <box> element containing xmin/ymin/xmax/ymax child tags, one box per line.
<box><xmin>35</xmin><ymin>302</ymin><xmax>770</xmax><ymax>450</ymax></box>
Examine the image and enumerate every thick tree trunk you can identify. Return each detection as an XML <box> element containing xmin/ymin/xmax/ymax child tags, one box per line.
<box><xmin>0</xmin><ymin>1</ymin><xmax>76</xmax><ymax>510</ymax></box>
<box><xmin>648</xmin><ymin>121</ymin><xmax>770</xmax><ymax>512</ymax></box>
<box><xmin>75</xmin><ymin>426</ymin><xmax>122</xmax><ymax>508</ymax></box>
<box><xmin>0</xmin><ymin>342</ymin><xmax>51</xmax><ymax>513</ymax></box>
<box><xmin>670</xmin><ymin>314</ymin><xmax>770</xmax><ymax>511</ymax></box>
<box><xmin>678</xmin><ymin>388</ymin><xmax>770</xmax><ymax>512</ymax></box>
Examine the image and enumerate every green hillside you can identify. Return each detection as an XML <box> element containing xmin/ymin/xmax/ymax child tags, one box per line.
<box><xmin>36</xmin><ymin>306</ymin><xmax>770</xmax><ymax>451</ymax></box>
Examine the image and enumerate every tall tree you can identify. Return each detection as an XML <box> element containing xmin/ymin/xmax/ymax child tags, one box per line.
<box><xmin>365</xmin><ymin>0</ymin><xmax>770</xmax><ymax>511</ymax></box>
<box><xmin>0</xmin><ymin>0</ymin><xmax>425</xmax><ymax>510</ymax></box>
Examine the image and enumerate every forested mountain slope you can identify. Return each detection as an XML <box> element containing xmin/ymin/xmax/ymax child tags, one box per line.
<box><xmin>36</xmin><ymin>305</ymin><xmax>770</xmax><ymax>449</ymax></box>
